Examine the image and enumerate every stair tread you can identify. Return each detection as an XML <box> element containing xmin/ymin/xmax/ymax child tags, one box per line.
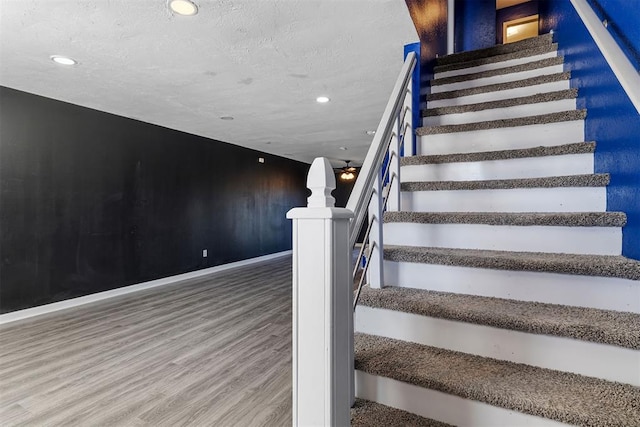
<box><xmin>427</xmin><ymin>72</ymin><xmax>570</xmax><ymax>102</ymax></box>
<box><xmin>383</xmin><ymin>211</ymin><xmax>626</xmax><ymax>227</ymax></box>
<box><xmin>436</xmin><ymin>34</ymin><xmax>553</xmax><ymax>67</ymax></box>
<box><xmin>355</xmin><ymin>333</ymin><xmax>640</xmax><ymax>426</ymax></box>
<box><xmin>358</xmin><ymin>286</ymin><xmax>640</xmax><ymax>349</ymax></box>
<box><xmin>434</xmin><ymin>43</ymin><xmax>558</xmax><ymax>74</ymax></box>
<box><xmin>401</xmin><ymin>173</ymin><xmax>609</xmax><ymax>191</ymax></box>
<box><xmin>351</xmin><ymin>398</ymin><xmax>454</xmax><ymax>427</ymax></box>
<box><xmin>383</xmin><ymin>245</ymin><xmax>640</xmax><ymax>280</ymax></box>
<box><xmin>402</xmin><ymin>142</ymin><xmax>594</xmax><ymax>165</ymax></box>
<box><xmin>416</xmin><ymin>110</ymin><xmax>586</xmax><ymax>136</ymax></box>
<box><xmin>431</xmin><ymin>56</ymin><xmax>564</xmax><ymax>87</ymax></box>
<box><xmin>423</xmin><ymin>89</ymin><xmax>577</xmax><ymax>117</ymax></box>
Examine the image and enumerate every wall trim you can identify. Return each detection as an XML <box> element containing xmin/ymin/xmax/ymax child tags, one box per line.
<box><xmin>0</xmin><ymin>250</ymin><xmax>292</xmax><ymax>325</ymax></box>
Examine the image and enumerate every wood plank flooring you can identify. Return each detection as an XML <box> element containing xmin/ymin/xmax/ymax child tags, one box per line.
<box><xmin>0</xmin><ymin>257</ymin><xmax>293</xmax><ymax>426</ymax></box>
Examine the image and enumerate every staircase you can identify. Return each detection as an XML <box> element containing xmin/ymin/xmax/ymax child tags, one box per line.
<box><xmin>352</xmin><ymin>34</ymin><xmax>640</xmax><ymax>426</ymax></box>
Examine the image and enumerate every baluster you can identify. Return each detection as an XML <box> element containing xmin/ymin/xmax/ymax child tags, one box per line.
<box><xmin>367</xmin><ymin>169</ymin><xmax>384</xmax><ymax>289</ymax></box>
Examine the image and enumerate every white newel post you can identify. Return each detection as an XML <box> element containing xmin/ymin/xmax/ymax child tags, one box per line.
<box><xmin>287</xmin><ymin>157</ymin><xmax>354</xmax><ymax>427</ymax></box>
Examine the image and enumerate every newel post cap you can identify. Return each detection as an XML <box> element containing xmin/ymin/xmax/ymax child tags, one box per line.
<box><xmin>286</xmin><ymin>157</ymin><xmax>353</xmax><ymax>220</ymax></box>
<box><xmin>306</xmin><ymin>157</ymin><xmax>336</xmax><ymax>208</ymax></box>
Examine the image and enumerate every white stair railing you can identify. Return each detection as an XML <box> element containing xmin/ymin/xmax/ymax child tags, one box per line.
<box><xmin>287</xmin><ymin>51</ymin><xmax>416</xmax><ymax>427</ymax></box>
<box><xmin>570</xmin><ymin>0</ymin><xmax>640</xmax><ymax>114</ymax></box>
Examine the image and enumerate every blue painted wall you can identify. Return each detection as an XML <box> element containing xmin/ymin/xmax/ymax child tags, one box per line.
<box><xmin>540</xmin><ymin>1</ymin><xmax>640</xmax><ymax>260</ymax></box>
<box><xmin>405</xmin><ymin>42</ymin><xmax>422</xmax><ymax>155</ymax></box>
<box><xmin>587</xmin><ymin>0</ymin><xmax>640</xmax><ymax>69</ymax></box>
<box><xmin>454</xmin><ymin>0</ymin><xmax>496</xmax><ymax>52</ymax></box>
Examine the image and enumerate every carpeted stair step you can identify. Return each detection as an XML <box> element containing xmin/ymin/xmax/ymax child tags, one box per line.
<box><xmin>417</xmin><ymin>110</ymin><xmax>586</xmax><ymax>136</ymax></box>
<box><xmin>434</xmin><ymin>43</ymin><xmax>559</xmax><ymax>77</ymax></box>
<box><xmin>402</xmin><ymin>141</ymin><xmax>593</xmax><ymax>166</ymax></box>
<box><xmin>351</xmin><ymin>398</ymin><xmax>454</xmax><ymax>427</ymax></box>
<box><xmin>357</xmin><ymin>286</ymin><xmax>640</xmax><ymax>349</ymax></box>
<box><xmin>401</xmin><ymin>173</ymin><xmax>608</xmax><ymax>191</ymax></box>
<box><xmin>401</xmin><ymin>142</ymin><xmax>595</xmax><ymax>182</ymax></box>
<box><xmin>424</xmin><ymin>90</ymin><xmax>578</xmax><ymax>127</ymax></box>
<box><xmin>354</xmin><ymin>333</ymin><xmax>640</xmax><ymax>426</ymax></box>
<box><xmin>384</xmin><ymin>245</ymin><xmax>640</xmax><ymax>281</ymax></box>
<box><xmin>383</xmin><ymin>211</ymin><xmax>626</xmax><ymax>227</ymax></box>
<box><xmin>382</xmin><ymin>210</ymin><xmax>623</xmax><ymax>255</ymax></box>
<box><xmin>356</xmin><ymin>287</ymin><xmax>640</xmax><ymax>385</ymax></box>
<box><xmin>427</xmin><ymin>72</ymin><xmax>570</xmax><ymax>104</ymax></box>
<box><xmin>436</xmin><ymin>33</ymin><xmax>553</xmax><ymax>67</ymax></box>
<box><xmin>431</xmin><ymin>57</ymin><xmax>564</xmax><ymax>94</ymax></box>
<box><xmin>431</xmin><ymin>57</ymin><xmax>564</xmax><ymax>88</ymax></box>
<box><xmin>401</xmin><ymin>174</ymin><xmax>606</xmax><ymax>212</ymax></box>
<box><xmin>423</xmin><ymin>89</ymin><xmax>578</xmax><ymax>117</ymax></box>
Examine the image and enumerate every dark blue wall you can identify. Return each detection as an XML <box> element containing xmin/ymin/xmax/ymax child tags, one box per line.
<box><xmin>496</xmin><ymin>1</ymin><xmax>539</xmax><ymax>45</ymax></box>
<box><xmin>540</xmin><ymin>1</ymin><xmax>640</xmax><ymax>260</ymax></box>
<box><xmin>454</xmin><ymin>0</ymin><xmax>496</xmax><ymax>52</ymax></box>
<box><xmin>0</xmin><ymin>87</ymin><xmax>309</xmax><ymax>312</ymax></box>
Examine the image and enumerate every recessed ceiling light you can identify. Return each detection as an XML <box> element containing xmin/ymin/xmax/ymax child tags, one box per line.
<box><xmin>220</xmin><ymin>116</ymin><xmax>234</xmax><ymax>120</ymax></box>
<box><xmin>316</xmin><ymin>96</ymin><xmax>330</xmax><ymax>103</ymax></box>
<box><xmin>169</xmin><ymin>0</ymin><xmax>198</xmax><ymax>16</ymax></box>
<box><xmin>50</xmin><ymin>55</ymin><xmax>77</xmax><ymax>66</ymax></box>
<box><xmin>366</xmin><ymin>130</ymin><xmax>376</xmax><ymax>136</ymax></box>
<box><xmin>339</xmin><ymin>146</ymin><xmax>348</xmax><ymax>151</ymax></box>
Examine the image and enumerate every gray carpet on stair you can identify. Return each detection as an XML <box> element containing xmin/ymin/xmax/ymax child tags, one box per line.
<box><xmin>351</xmin><ymin>398</ymin><xmax>454</xmax><ymax>427</ymax></box>
<box><xmin>434</xmin><ymin>43</ymin><xmax>559</xmax><ymax>74</ymax></box>
<box><xmin>427</xmin><ymin>72</ymin><xmax>571</xmax><ymax>101</ymax></box>
<box><xmin>431</xmin><ymin>56</ymin><xmax>564</xmax><ymax>86</ymax></box>
<box><xmin>436</xmin><ymin>33</ymin><xmax>553</xmax><ymax>66</ymax></box>
<box><xmin>355</xmin><ymin>333</ymin><xmax>640</xmax><ymax>427</ymax></box>
<box><xmin>401</xmin><ymin>174</ymin><xmax>609</xmax><ymax>191</ymax></box>
<box><xmin>358</xmin><ymin>286</ymin><xmax>640</xmax><ymax>349</ymax></box>
<box><xmin>383</xmin><ymin>211</ymin><xmax>626</xmax><ymax>227</ymax></box>
<box><xmin>423</xmin><ymin>89</ymin><xmax>577</xmax><ymax>117</ymax></box>
<box><xmin>401</xmin><ymin>142</ymin><xmax>594</xmax><ymax>165</ymax></box>
<box><xmin>417</xmin><ymin>110</ymin><xmax>586</xmax><ymax>136</ymax></box>
<box><xmin>384</xmin><ymin>245</ymin><xmax>640</xmax><ymax>280</ymax></box>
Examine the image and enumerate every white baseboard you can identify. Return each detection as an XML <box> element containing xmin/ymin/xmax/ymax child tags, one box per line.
<box><xmin>0</xmin><ymin>250</ymin><xmax>292</xmax><ymax>325</ymax></box>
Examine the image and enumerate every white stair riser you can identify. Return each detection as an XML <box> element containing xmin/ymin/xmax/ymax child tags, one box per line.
<box><xmin>432</xmin><ymin>64</ymin><xmax>564</xmax><ymax>94</ymax></box>
<box><xmin>383</xmin><ymin>261</ymin><xmax>640</xmax><ymax>313</ymax></box>
<box><xmin>419</xmin><ymin>120</ymin><xmax>585</xmax><ymax>155</ymax></box>
<box><xmin>355</xmin><ymin>371</ymin><xmax>568</xmax><ymax>427</ymax></box>
<box><xmin>383</xmin><ymin>223</ymin><xmax>621</xmax><ymax>255</ymax></box>
<box><xmin>401</xmin><ymin>187</ymin><xmax>607</xmax><ymax>213</ymax></box>
<box><xmin>435</xmin><ymin>51</ymin><xmax>558</xmax><ymax>79</ymax></box>
<box><xmin>356</xmin><ymin>307</ymin><xmax>640</xmax><ymax>386</ymax></box>
<box><xmin>401</xmin><ymin>153</ymin><xmax>594</xmax><ymax>182</ymax></box>
<box><xmin>424</xmin><ymin>98</ymin><xmax>577</xmax><ymax>126</ymax></box>
<box><xmin>428</xmin><ymin>79</ymin><xmax>570</xmax><ymax>108</ymax></box>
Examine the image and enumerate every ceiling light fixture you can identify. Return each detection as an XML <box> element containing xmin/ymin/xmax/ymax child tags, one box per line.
<box><xmin>339</xmin><ymin>161</ymin><xmax>357</xmax><ymax>181</ymax></box>
<box><xmin>316</xmin><ymin>96</ymin><xmax>330</xmax><ymax>103</ymax></box>
<box><xmin>339</xmin><ymin>146</ymin><xmax>347</xmax><ymax>151</ymax></box>
<box><xmin>366</xmin><ymin>130</ymin><xmax>376</xmax><ymax>136</ymax></box>
<box><xmin>220</xmin><ymin>116</ymin><xmax>234</xmax><ymax>120</ymax></box>
<box><xmin>50</xmin><ymin>55</ymin><xmax>77</xmax><ymax>66</ymax></box>
<box><xmin>169</xmin><ymin>0</ymin><xmax>198</xmax><ymax>16</ymax></box>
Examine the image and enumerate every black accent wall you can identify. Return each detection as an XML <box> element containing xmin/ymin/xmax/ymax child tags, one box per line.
<box><xmin>0</xmin><ymin>87</ymin><xmax>309</xmax><ymax>313</ymax></box>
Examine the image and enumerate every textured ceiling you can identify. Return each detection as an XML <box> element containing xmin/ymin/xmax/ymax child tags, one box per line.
<box><xmin>0</xmin><ymin>0</ymin><xmax>418</xmax><ymax>166</ymax></box>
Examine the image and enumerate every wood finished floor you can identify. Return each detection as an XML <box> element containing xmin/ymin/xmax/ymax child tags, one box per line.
<box><xmin>0</xmin><ymin>257</ymin><xmax>292</xmax><ymax>426</ymax></box>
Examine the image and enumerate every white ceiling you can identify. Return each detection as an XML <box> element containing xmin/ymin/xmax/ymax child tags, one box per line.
<box><xmin>0</xmin><ymin>0</ymin><xmax>418</xmax><ymax>166</ymax></box>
